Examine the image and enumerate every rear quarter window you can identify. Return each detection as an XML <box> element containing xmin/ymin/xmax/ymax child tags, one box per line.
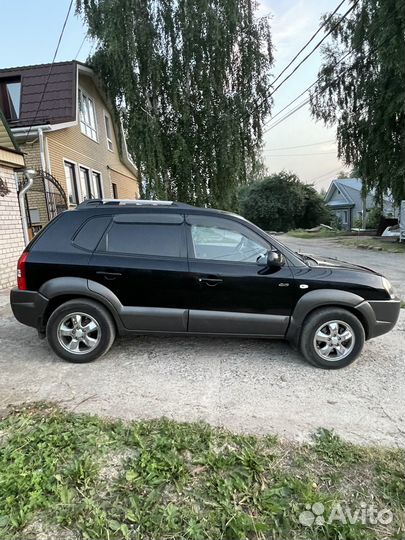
<box><xmin>105</xmin><ymin>222</ymin><xmax>184</xmax><ymax>257</ymax></box>
<box><xmin>73</xmin><ymin>216</ymin><xmax>111</xmax><ymax>251</ymax></box>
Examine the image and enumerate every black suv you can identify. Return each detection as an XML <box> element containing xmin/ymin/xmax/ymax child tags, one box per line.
<box><xmin>11</xmin><ymin>199</ymin><xmax>400</xmax><ymax>369</ymax></box>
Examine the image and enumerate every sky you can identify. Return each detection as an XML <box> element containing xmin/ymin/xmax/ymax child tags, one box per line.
<box><xmin>0</xmin><ymin>0</ymin><xmax>349</xmax><ymax>191</ymax></box>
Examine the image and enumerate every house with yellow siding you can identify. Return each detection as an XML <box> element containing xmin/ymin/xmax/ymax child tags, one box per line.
<box><xmin>0</xmin><ymin>61</ymin><xmax>138</xmax><ymax>230</ymax></box>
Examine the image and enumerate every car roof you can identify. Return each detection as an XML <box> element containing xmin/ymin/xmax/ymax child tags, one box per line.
<box><xmin>74</xmin><ymin>199</ymin><xmax>242</xmax><ymax>220</ymax></box>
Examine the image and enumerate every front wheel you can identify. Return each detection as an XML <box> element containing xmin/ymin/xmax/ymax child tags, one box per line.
<box><xmin>300</xmin><ymin>308</ymin><xmax>365</xmax><ymax>369</ymax></box>
<box><xmin>46</xmin><ymin>299</ymin><xmax>116</xmax><ymax>363</ymax></box>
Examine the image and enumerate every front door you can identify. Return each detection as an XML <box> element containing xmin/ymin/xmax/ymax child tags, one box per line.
<box><xmin>186</xmin><ymin>214</ymin><xmax>295</xmax><ymax>336</ymax></box>
<box><xmin>88</xmin><ymin>213</ymin><xmax>189</xmax><ymax>332</ymax></box>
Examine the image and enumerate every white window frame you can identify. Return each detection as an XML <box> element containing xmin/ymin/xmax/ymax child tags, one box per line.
<box><xmin>103</xmin><ymin>110</ymin><xmax>114</xmax><ymax>152</ymax></box>
<box><xmin>78</xmin><ymin>88</ymin><xmax>98</xmax><ymax>142</ymax></box>
<box><xmin>64</xmin><ymin>159</ymin><xmax>104</xmax><ymax>204</ymax></box>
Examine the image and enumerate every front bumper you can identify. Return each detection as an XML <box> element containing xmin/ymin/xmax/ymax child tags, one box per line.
<box><xmin>10</xmin><ymin>289</ymin><xmax>49</xmax><ymax>331</ymax></box>
<box><xmin>356</xmin><ymin>298</ymin><xmax>401</xmax><ymax>339</ymax></box>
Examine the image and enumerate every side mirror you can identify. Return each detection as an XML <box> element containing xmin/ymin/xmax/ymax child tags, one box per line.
<box><xmin>267</xmin><ymin>250</ymin><xmax>285</xmax><ymax>268</ymax></box>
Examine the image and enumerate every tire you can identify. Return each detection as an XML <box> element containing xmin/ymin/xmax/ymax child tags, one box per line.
<box><xmin>46</xmin><ymin>299</ymin><xmax>116</xmax><ymax>363</ymax></box>
<box><xmin>300</xmin><ymin>308</ymin><xmax>365</xmax><ymax>369</ymax></box>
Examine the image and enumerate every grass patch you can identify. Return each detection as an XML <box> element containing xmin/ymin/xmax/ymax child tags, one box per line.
<box><xmin>337</xmin><ymin>236</ymin><xmax>405</xmax><ymax>253</ymax></box>
<box><xmin>0</xmin><ymin>404</ymin><xmax>403</xmax><ymax>540</ymax></box>
<box><xmin>287</xmin><ymin>229</ymin><xmax>347</xmax><ymax>239</ymax></box>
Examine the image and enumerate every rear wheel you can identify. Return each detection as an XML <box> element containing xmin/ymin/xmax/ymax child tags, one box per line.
<box><xmin>46</xmin><ymin>299</ymin><xmax>115</xmax><ymax>363</ymax></box>
<box><xmin>300</xmin><ymin>308</ymin><xmax>365</xmax><ymax>369</ymax></box>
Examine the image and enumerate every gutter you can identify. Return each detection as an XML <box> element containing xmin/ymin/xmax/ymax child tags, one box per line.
<box><xmin>11</xmin><ymin>125</ymin><xmax>51</xmax><ymax>140</ymax></box>
<box><xmin>18</xmin><ymin>169</ymin><xmax>36</xmax><ymax>246</ymax></box>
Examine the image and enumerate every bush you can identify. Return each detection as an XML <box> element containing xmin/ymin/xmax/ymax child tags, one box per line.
<box><xmin>239</xmin><ymin>171</ymin><xmax>331</xmax><ymax>231</ymax></box>
<box><xmin>366</xmin><ymin>207</ymin><xmax>384</xmax><ymax>229</ymax></box>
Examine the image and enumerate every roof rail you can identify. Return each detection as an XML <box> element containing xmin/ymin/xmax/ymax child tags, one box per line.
<box><xmin>76</xmin><ymin>199</ymin><xmax>193</xmax><ymax>209</ymax></box>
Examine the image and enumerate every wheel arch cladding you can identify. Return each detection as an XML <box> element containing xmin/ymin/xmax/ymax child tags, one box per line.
<box><xmin>286</xmin><ymin>289</ymin><xmax>371</xmax><ymax>347</ymax></box>
<box><xmin>39</xmin><ymin>277</ymin><xmax>124</xmax><ymax>332</ymax></box>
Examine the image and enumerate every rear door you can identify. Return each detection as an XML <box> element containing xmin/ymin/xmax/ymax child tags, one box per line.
<box><xmin>186</xmin><ymin>214</ymin><xmax>295</xmax><ymax>336</ymax></box>
<box><xmin>88</xmin><ymin>213</ymin><xmax>189</xmax><ymax>332</ymax></box>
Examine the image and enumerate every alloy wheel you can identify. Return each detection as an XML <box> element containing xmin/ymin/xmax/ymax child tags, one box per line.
<box><xmin>57</xmin><ymin>312</ymin><xmax>101</xmax><ymax>355</ymax></box>
<box><xmin>313</xmin><ymin>320</ymin><xmax>355</xmax><ymax>361</ymax></box>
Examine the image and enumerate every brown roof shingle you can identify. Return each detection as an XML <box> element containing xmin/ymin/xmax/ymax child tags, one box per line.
<box><xmin>0</xmin><ymin>61</ymin><xmax>77</xmax><ymax>128</ymax></box>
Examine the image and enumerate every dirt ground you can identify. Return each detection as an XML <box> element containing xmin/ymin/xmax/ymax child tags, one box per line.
<box><xmin>1</xmin><ymin>285</ymin><xmax>404</xmax><ymax>448</ymax></box>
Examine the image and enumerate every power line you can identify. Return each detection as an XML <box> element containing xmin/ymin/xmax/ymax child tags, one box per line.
<box><xmin>268</xmin><ymin>0</ymin><xmax>360</xmax><ymax>99</ymax></box>
<box><xmin>310</xmin><ymin>168</ymin><xmax>344</xmax><ymax>185</ymax></box>
<box><xmin>263</xmin><ymin>25</ymin><xmax>399</xmax><ymax>136</ymax></box>
<box><xmin>262</xmin><ymin>3</ymin><xmax>401</xmax><ymax>136</ymax></box>
<box><xmin>262</xmin><ymin>139</ymin><xmax>335</xmax><ymax>151</ymax></box>
<box><xmin>262</xmin><ymin>51</ymin><xmax>351</xmax><ymax>133</ymax></box>
<box><xmin>270</xmin><ymin>0</ymin><xmax>348</xmax><ymax>89</ymax></box>
<box><xmin>252</xmin><ymin>0</ymin><xmax>360</xmax><ymax>116</ymax></box>
<box><xmin>75</xmin><ymin>35</ymin><xmax>88</xmax><ymax>60</ymax></box>
<box><xmin>24</xmin><ymin>0</ymin><xmax>74</xmax><ymax>143</ymax></box>
<box><xmin>264</xmin><ymin>98</ymin><xmax>310</xmax><ymax>133</ymax></box>
<box><xmin>264</xmin><ymin>151</ymin><xmax>337</xmax><ymax>157</ymax></box>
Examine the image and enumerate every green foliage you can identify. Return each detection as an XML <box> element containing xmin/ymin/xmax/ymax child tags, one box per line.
<box><xmin>239</xmin><ymin>171</ymin><xmax>331</xmax><ymax>231</ymax></box>
<box><xmin>366</xmin><ymin>207</ymin><xmax>384</xmax><ymax>229</ymax></box>
<box><xmin>76</xmin><ymin>0</ymin><xmax>274</xmax><ymax>210</ymax></box>
<box><xmin>0</xmin><ymin>404</ymin><xmax>404</xmax><ymax>540</ymax></box>
<box><xmin>310</xmin><ymin>0</ymin><xmax>405</xmax><ymax>204</ymax></box>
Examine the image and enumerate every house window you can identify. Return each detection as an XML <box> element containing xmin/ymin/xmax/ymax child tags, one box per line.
<box><xmin>104</xmin><ymin>112</ymin><xmax>113</xmax><ymax>151</ymax></box>
<box><xmin>0</xmin><ymin>78</ymin><xmax>21</xmax><ymax>121</ymax></box>
<box><xmin>79</xmin><ymin>166</ymin><xmax>93</xmax><ymax>199</ymax></box>
<box><xmin>29</xmin><ymin>208</ymin><xmax>40</xmax><ymax>224</ymax></box>
<box><xmin>79</xmin><ymin>89</ymin><xmax>98</xmax><ymax>141</ymax></box>
<box><xmin>342</xmin><ymin>210</ymin><xmax>349</xmax><ymax>225</ymax></box>
<box><xmin>64</xmin><ymin>161</ymin><xmax>79</xmax><ymax>205</ymax></box>
<box><xmin>112</xmin><ymin>182</ymin><xmax>118</xmax><ymax>199</ymax></box>
<box><xmin>92</xmin><ymin>171</ymin><xmax>103</xmax><ymax>198</ymax></box>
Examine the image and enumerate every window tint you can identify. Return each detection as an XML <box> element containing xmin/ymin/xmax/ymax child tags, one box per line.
<box><xmin>191</xmin><ymin>224</ymin><xmax>267</xmax><ymax>263</ymax></box>
<box><xmin>106</xmin><ymin>223</ymin><xmax>183</xmax><ymax>257</ymax></box>
<box><xmin>74</xmin><ymin>216</ymin><xmax>111</xmax><ymax>251</ymax></box>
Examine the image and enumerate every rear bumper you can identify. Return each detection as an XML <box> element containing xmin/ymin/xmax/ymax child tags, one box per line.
<box><xmin>357</xmin><ymin>298</ymin><xmax>401</xmax><ymax>339</ymax></box>
<box><xmin>10</xmin><ymin>289</ymin><xmax>49</xmax><ymax>331</ymax></box>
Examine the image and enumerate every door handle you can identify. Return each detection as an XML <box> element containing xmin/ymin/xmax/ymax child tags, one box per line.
<box><xmin>197</xmin><ymin>276</ymin><xmax>223</xmax><ymax>287</ymax></box>
<box><xmin>96</xmin><ymin>271</ymin><xmax>122</xmax><ymax>280</ymax></box>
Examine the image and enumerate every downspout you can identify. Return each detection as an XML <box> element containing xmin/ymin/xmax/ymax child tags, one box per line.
<box><xmin>18</xmin><ymin>169</ymin><xmax>36</xmax><ymax>246</ymax></box>
<box><xmin>38</xmin><ymin>127</ymin><xmax>47</xmax><ymax>171</ymax></box>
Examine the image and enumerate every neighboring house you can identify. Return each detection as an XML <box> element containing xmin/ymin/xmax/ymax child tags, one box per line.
<box><xmin>324</xmin><ymin>178</ymin><xmax>396</xmax><ymax>230</ymax></box>
<box><xmin>0</xmin><ymin>111</ymin><xmax>25</xmax><ymax>290</ymax></box>
<box><xmin>0</xmin><ymin>61</ymin><xmax>138</xmax><ymax>233</ymax></box>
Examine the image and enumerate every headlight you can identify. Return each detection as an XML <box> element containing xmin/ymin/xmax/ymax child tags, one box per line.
<box><xmin>382</xmin><ymin>277</ymin><xmax>396</xmax><ymax>299</ymax></box>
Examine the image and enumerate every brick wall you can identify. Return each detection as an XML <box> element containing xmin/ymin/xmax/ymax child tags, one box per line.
<box><xmin>0</xmin><ymin>165</ymin><xmax>25</xmax><ymax>290</ymax></box>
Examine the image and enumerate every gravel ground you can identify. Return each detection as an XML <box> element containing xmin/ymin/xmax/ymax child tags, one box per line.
<box><xmin>0</xmin><ymin>239</ymin><xmax>404</xmax><ymax>448</ymax></box>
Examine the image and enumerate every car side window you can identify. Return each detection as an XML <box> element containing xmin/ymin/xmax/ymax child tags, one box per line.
<box><xmin>190</xmin><ymin>223</ymin><xmax>268</xmax><ymax>263</ymax></box>
<box><xmin>105</xmin><ymin>223</ymin><xmax>184</xmax><ymax>257</ymax></box>
<box><xmin>73</xmin><ymin>216</ymin><xmax>111</xmax><ymax>251</ymax></box>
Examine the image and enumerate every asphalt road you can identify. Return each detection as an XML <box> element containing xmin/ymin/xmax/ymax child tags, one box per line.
<box><xmin>1</xmin><ymin>245</ymin><xmax>404</xmax><ymax>448</ymax></box>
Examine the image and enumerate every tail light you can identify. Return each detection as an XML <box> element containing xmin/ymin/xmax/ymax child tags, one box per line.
<box><xmin>17</xmin><ymin>251</ymin><xmax>29</xmax><ymax>290</ymax></box>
